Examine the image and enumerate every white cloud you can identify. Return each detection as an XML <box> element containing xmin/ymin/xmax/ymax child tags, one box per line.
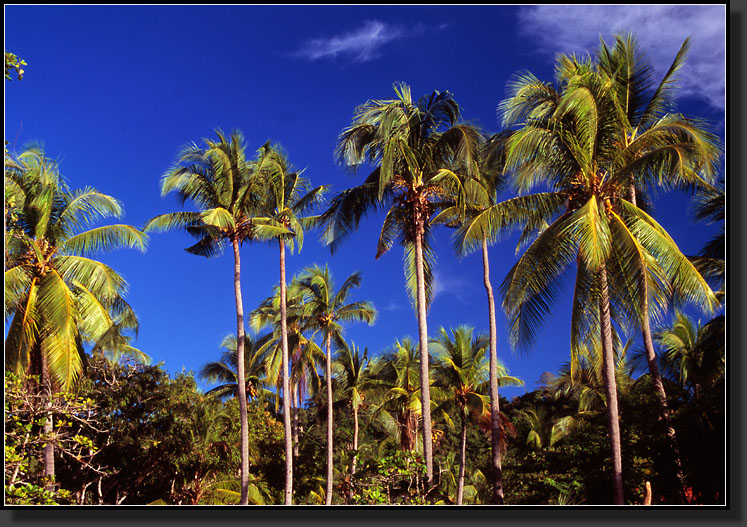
<box><xmin>516</xmin><ymin>5</ymin><xmax>726</xmax><ymax>110</ymax></box>
<box><xmin>292</xmin><ymin>20</ymin><xmax>447</xmax><ymax>63</ymax></box>
<box><xmin>432</xmin><ymin>269</ymin><xmax>472</xmax><ymax>304</ymax></box>
<box><xmin>293</xmin><ymin>20</ymin><xmax>405</xmax><ymax>63</ymax></box>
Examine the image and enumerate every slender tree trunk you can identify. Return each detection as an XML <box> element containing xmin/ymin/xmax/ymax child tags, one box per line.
<box><xmin>413</xmin><ymin>223</ymin><xmax>434</xmax><ymax>487</ymax></box>
<box><xmin>630</xmin><ymin>187</ymin><xmax>687</xmax><ymax>504</ymax></box>
<box><xmin>599</xmin><ymin>264</ymin><xmax>624</xmax><ymax>504</ymax></box>
<box><xmin>349</xmin><ymin>405</ymin><xmax>359</xmax><ymax>502</ymax></box>
<box><xmin>482</xmin><ymin>236</ymin><xmax>504</xmax><ymax>504</ymax></box>
<box><xmin>325</xmin><ymin>332</ymin><xmax>334</xmax><ymax>505</ymax></box>
<box><xmin>39</xmin><ymin>348</ymin><xmax>55</xmax><ymax>491</ymax></box>
<box><xmin>231</xmin><ymin>238</ymin><xmax>250</xmax><ymax>506</ymax></box>
<box><xmin>457</xmin><ymin>410</ymin><xmax>467</xmax><ymax>505</ymax></box>
<box><xmin>291</xmin><ymin>381</ymin><xmax>299</xmax><ymax>458</ymax></box>
<box><xmin>280</xmin><ymin>239</ymin><xmax>293</xmax><ymax>505</ymax></box>
<box><xmin>641</xmin><ymin>308</ymin><xmax>687</xmax><ymax>503</ymax></box>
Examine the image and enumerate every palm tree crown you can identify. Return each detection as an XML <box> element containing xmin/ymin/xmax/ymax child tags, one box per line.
<box><xmin>5</xmin><ymin>145</ymin><xmax>147</xmax><ymax>390</ymax></box>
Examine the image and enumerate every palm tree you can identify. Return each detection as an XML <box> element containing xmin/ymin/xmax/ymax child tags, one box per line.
<box><xmin>653</xmin><ymin>311</ymin><xmax>724</xmax><ymax>401</ymax></box>
<box><xmin>332</xmin><ymin>341</ymin><xmax>371</xmax><ymax>502</ymax></box>
<box><xmin>592</xmin><ymin>35</ymin><xmax>721</xmax><ymax>501</ymax></box>
<box><xmin>433</xmin><ymin>130</ymin><xmax>564</xmax><ymax>503</ymax></box>
<box><xmin>321</xmin><ymin>83</ymin><xmax>479</xmax><ymax>484</ymax></box>
<box><xmin>252</xmin><ymin>141</ymin><xmax>326</xmax><ymax>504</ymax></box>
<box><xmin>367</xmin><ymin>338</ymin><xmax>424</xmax><ymax>453</ymax></box>
<box><xmin>199</xmin><ymin>333</ymin><xmax>272</xmax><ymax>403</ymax></box>
<box><xmin>250</xmin><ymin>278</ymin><xmax>324</xmax><ymax>458</ymax></box>
<box><xmin>689</xmin><ymin>182</ymin><xmax>725</xmax><ymax>296</ymax></box>
<box><xmin>5</xmin><ymin>145</ymin><xmax>147</xmax><ymax>488</ymax></box>
<box><xmin>296</xmin><ymin>264</ymin><xmax>376</xmax><ymax>504</ymax></box>
<box><xmin>434</xmin><ymin>451</ymin><xmax>489</xmax><ymax>505</ymax></box>
<box><xmin>430</xmin><ymin>326</ymin><xmax>521</xmax><ymax>505</ymax></box>
<box><xmin>144</xmin><ymin>129</ymin><xmax>284</xmax><ymax>505</ymax></box>
<box><xmin>549</xmin><ymin>338</ymin><xmax>634</xmax><ymax>447</ymax></box>
<box><xmin>499</xmin><ymin>43</ymin><xmax>719</xmax><ymax>503</ymax></box>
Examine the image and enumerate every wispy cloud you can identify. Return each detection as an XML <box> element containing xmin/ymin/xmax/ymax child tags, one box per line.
<box><xmin>516</xmin><ymin>5</ymin><xmax>726</xmax><ymax>111</ymax></box>
<box><xmin>432</xmin><ymin>270</ymin><xmax>473</xmax><ymax>304</ymax></box>
<box><xmin>292</xmin><ymin>20</ymin><xmax>444</xmax><ymax>63</ymax></box>
<box><xmin>380</xmin><ymin>300</ymin><xmax>403</xmax><ymax>312</ymax></box>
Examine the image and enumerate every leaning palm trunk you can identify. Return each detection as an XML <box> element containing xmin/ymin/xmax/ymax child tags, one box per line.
<box><xmin>279</xmin><ymin>239</ymin><xmax>293</xmax><ymax>505</ymax></box>
<box><xmin>231</xmin><ymin>238</ymin><xmax>251</xmax><ymax>505</ymax></box>
<box><xmin>457</xmin><ymin>410</ymin><xmax>467</xmax><ymax>505</ymax></box>
<box><xmin>482</xmin><ymin>236</ymin><xmax>504</xmax><ymax>504</ymax></box>
<box><xmin>325</xmin><ymin>333</ymin><xmax>334</xmax><ymax>505</ymax></box>
<box><xmin>630</xmin><ymin>188</ymin><xmax>687</xmax><ymax>504</ymax></box>
<box><xmin>599</xmin><ymin>264</ymin><xmax>624</xmax><ymax>504</ymax></box>
<box><xmin>414</xmin><ymin>224</ymin><xmax>434</xmax><ymax>487</ymax></box>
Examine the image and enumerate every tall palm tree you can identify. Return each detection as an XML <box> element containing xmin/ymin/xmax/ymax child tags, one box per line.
<box><xmin>332</xmin><ymin>341</ymin><xmax>371</xmax><ymax>502</ymax></box>
<box><xmin>5</xmin><ymin>146</ymin><xmax>147</xmax><ymax>488</ymax></box>
<box><xmin>434</xmin><ymin>130</ymin><xmax>564</xmax><ymax>503</ymax></box>
<box><xmin>499</xmin><ymin>45</ymin><xmax>719</xmax><ymax>503</ymax></box>
<box><xmin>321</xmin><ymin>83</ymin><xmax>478</xmax><ymax>484</ymax></box>
<box><xmin>144</xmin><ymin>129</ymin><xmax>285</xmax><ymax>505</ymax></box>
<box><xmin>430</xmin><ymin>326</ymin><xmax>521</xmax><ymax>505</ymax></box>
<box><xmin>252</xmin><ymin>141</ymin><xmax>326</xmax><ymax>504</ymax></box>
<box><xmin>296</xmin><ymin>264</ymin><xmax>376</xmax><ymax>504</ymax></box>
<box><xmin>592</xmin><ymin>35</ymin><xmax>721</xmax><ymax>501</ymax></box>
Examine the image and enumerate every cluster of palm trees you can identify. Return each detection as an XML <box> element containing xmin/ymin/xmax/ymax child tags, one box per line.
<box><xmin>5</xmin><ymin>33</ymin><xmax>723</xmax><ymax>505</ymax></box>
<box><xmin>199</xmin><ymin>316</ymin><xmax>520</xmax><ymax>505</ymax></box>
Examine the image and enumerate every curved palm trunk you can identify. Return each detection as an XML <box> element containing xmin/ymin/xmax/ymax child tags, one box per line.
<box><xmin>631</xmin><ymin>188</ymin><xmax>687</xmax><ymax>504</ymax></box>
<box><xmin>231</xmin><ymin>238</ymin><xmax>251</xmax><ymax>506</ymax></box>
<box><xmin>413</xmin><ymin>224</ymin><xmax>434</xmax><ymax>487</ymax></box>
<box><xmin>457</xmin><ymin>410</ymin><xmax>467</xmax><ymax>505</ymax></box>
<box><xmin>279</xmin><ymin>239</ymin><xmax>293</xmax><ymax>505</ymax></box>
<box><xmin>325</xmin><ymin>332</ymin><xmax>334</xmax><ymax>505</ymax></box>
<box><xmin>599</xmin><ymin>264</ymin><xmax>624</xmax><ymax>504</ymax></box>
<box><xmin>482</xmin><ymin>236</ymin><xmax>504</xmax><ymax>504</ymax></box>
<box><xmin>40</xmin><ymin>350</ymin><xmax>55</xmax><ymax>491</ymax></box>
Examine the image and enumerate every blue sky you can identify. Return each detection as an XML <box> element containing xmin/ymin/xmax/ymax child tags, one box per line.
<box><xmin>5</xmin><ymin>5</ymin><xmax>726</xmax><ymax>398</ymax></box>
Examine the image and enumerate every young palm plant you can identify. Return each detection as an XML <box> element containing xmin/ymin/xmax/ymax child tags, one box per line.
<box><xmin>252</xmin><ymin>141</ymin><xmax>326</xmax><ymax>504</ymax></box>
<box><xmin>144</xmin><ymin>130</ymin><xmax>286</xmax><ymax>505</ymax></box>
<box><xmin>321</xmin><ymin>83</ymin><xmax>478</xmax><ymax>484</ymax></box>
<box><xmin>5</xmin><ymin>145</ymin><xmax>147</xmax><ymax>488</ymax></box>
<box><xmin>296</xmin><ymin>264</ymin><xmax>376</xmax><ymax>504</ymax></box>
<box><xmin>199</xmin><ymin>333</ymin><xmax>273</xmax><ymax>403</ymax></box>
<box><xmin>499</xmin><ymin>47</ymin><xmax>719</xmax><ymax>503</ymax></box>
<box><xmin>430</xmin><ymin>326</ymin><xmax>522</xmax><ymax>505</ymax></box>
<box><xmin>366</xmin><ymin>338</ymin><xmax>424</xmax><ymax>453</ymax></box>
